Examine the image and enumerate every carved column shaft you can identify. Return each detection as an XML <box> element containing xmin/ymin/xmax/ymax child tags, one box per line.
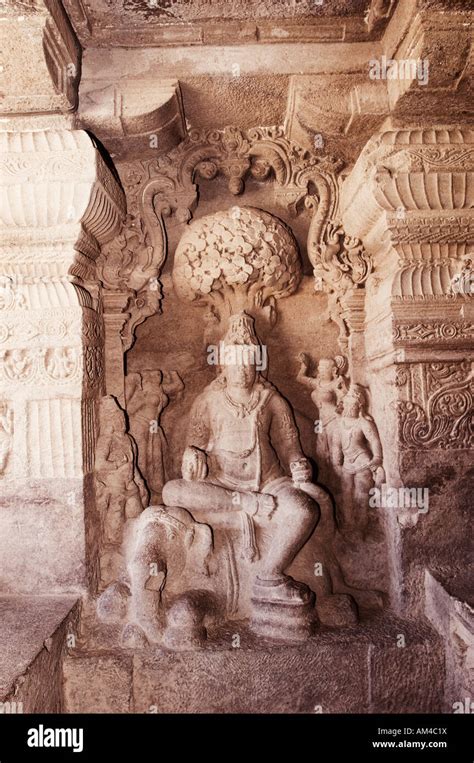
<box><xmin>0</xmin><ymin>129</ymin><xmax>124</xmax><ymax>593</ymax></box>
<box><xmin>341</xmin><ymin>127</ymin><xmax>473</xmax><ymax>615</ymax></box>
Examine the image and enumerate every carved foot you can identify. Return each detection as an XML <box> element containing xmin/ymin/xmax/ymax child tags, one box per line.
<box><xmin>253</xmin><ymin>575</ymin><xmax>312</xmax><ymax>605</ymax></box>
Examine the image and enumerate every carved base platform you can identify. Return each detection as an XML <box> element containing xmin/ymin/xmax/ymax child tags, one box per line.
<box><xmin>64</xmin><ymin>614</ymin><xmax>446</xmax><ymax>714</ymax></box>
<box><xmin>250</xmin><ymin>592</ymin><xmax>317</xmax><ymax>642</ymax></box>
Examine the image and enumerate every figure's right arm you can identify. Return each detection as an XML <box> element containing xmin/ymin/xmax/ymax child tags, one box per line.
<box><xmin>125</xmin><ymin>372</ymin><xmax>141</xmax><ymax>416</ymax></box>
<box><xmin>95</xmin><ymin>439</ymin><xmax>113</xmax><ymax>472</ymax></box>
<box><xmin>296</xmin><ymin>353</ymin><xmax>318</xmax><ymax>390</ymax></box>
<box><xmin>182</xmin><ymin>394</ymin><xmax>210</xmax><ymax>481</ymax></box>
<box><xmin>186</xmin><ymin>394</ymin><xmax>210</xmax><ymax>450</ymax></box>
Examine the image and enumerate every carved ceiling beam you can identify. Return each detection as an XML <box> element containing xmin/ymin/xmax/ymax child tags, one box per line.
<box><xmin>0</xmin><ymin>1</ymin><xmax>80</xmax><ymax>116</ymax></box>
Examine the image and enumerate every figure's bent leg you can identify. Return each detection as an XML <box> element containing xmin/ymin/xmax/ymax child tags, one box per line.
<box><xmin>162</xmin><ymin>478</ymin><xmax>274</xmax><ymax>516</ymax></box>
<box><xmin>255</xmin><ymin>485</ymin><xmax>319</xmax><ymax>603</ymax></box>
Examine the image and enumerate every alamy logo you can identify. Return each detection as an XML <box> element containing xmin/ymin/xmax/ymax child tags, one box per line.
<box><xmin>27</xmin><ymin>724</ymin><xmax>84</xmax><ymax>753</ymax></box>
<box><xmin>452</xmin><ymin>698</ymin><xmax>473</xmax><ymax>714</ymax></box>
<box><xmin>369</xmin><ymin>55</ymin><xmax>429</xmax><ymax>86</ymax></box>
<box><xmin>0</xmin><ymin>701</ymin><xmax>23</xmax><ymax>713</ymax></box>
<box><xmin>207</xmin><ymin>341</ymin><xmax>267</xmax><ymax>371</ymax></box>
<box><xmin>369</xmin><ymin>485</ymin><xmax>429</xmax><ymax>513</ymax></box>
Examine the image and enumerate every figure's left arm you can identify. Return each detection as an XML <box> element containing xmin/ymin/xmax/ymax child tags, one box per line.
<box><xmin>362</xmin><ymin>418</ymin><xmax>383</xmax><ymax>466</ymax></box>
<box><xmin>162</xmin><ymin>370</ymin><xmax>184</xmax><ymax>399</ymax></box>
<box><xmin>270</xmin><ymin>395</ymin><xmax>312</xmax><ymax>482</ymax></box>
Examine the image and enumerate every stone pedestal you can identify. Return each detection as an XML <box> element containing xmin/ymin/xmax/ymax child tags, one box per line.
<box><xmin>63</xmin><ymin>616</ymin><xmax>444</xmax><ymax>713</ymax></box>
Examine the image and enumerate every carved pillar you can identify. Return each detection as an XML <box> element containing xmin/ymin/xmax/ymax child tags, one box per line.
<box><xmin>96</xmin><ymin>214</ymin><xmax>162</xmax><ymax>401</ymax></box>
<box><xmin>102</xmin><ymin>293</ymin><xmax>130</xmax><ymax>404</ymax></box>
<box><xmin>341</xmin><ymin>127</ymin><xmax>473</xmax><ymax>615</ymax></box>
<box><xmin>0</xmin><ymin>129</ymin><xmax>125</xmax><ymax>594</ymax></box>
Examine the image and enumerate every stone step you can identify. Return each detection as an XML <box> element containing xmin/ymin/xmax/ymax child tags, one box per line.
<box><xmin>0</xmin><ymin>596</ymin><xmax>80</xmax><ymax>713</ymax></box>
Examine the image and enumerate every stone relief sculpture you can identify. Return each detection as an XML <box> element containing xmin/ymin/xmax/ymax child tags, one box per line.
<box><xmin>0</xmin><ymin>402</ymin><xmax>13</xmax><ymax>475</ymax></box>
<box><xmin>173</xmin><ymin>206</ymin><xmax>302</xmax><ymax>334</ymax></box>
<box><xmin>296</xmin><ymin>353</ymin><xmax>348</xmax><ymax>482</ymax></box>
<box><xmin>396</xmin><ymin>361</ymin><xmax>474</xmax><ymax>450</ymax></box>
<box><xmin>3</xmin><ymin>349</ymin><xmax>33</xmax><ymax>380</ymax></box>
<box><xmin>312</xmin><ymin>221</ymin><xmax>372</xmax><ymax>351</ymax></box>
<box><xmin>330</xmin><ymin>385</ymin><xmax>385</xmax><ymax>537</ymax></box>
<box><xmin>297</xmin><ymin>352</ymin><xmax>385</xmax><ymax>538</ymax></box>
<box><xmin>125</xmin><ymin>369</ymin><xmax>184</xmax><ymax>503</ymax></box>
<box><xmin>97</xmin><ymin>214</ymin><xmax>161</xmax><ymax>352</ymax></box>
<box><xmin>112</xmin><ymin>311</ymin><xmax>344</xmax><ymax>646</ymax></box>
<box><xmin>45</xmin><ymin>347</ymin><xmax>77</xmax><ymax>380</ymax></box>
<box><xmin>95</xmin><ymin>395</ymin><xmax>149</xmax><ymax>589</ymax></box>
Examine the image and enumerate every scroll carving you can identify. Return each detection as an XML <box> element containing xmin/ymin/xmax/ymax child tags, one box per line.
<box><xmin>120</xmin><ymin>125</ymin><xmax>342</xmax><ymax>292</ymax></box>
<box><xmin>396</xmin><ymin>361</ymin><xmax>474</xmax><ymax>450</ymax></box>
<box><xmin>97</xmin><ymin>214</ymin><xmax>162</xmax><ymax>352</ymax></box>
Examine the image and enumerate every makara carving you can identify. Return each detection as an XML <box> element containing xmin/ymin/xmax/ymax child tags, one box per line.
<box><xmin>312</xmin><ymin>221</ymin><xmax>372</xmax><ymax>350</ymax></box>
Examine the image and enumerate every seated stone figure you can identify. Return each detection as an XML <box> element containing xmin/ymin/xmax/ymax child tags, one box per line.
<box><xmin>162</xmin><ymin>311</ymin><xmax>321</xmax><ymax>614</ymax></box>
<box><xmin>119</xmin><ymin>312</ymin><xmax>334</xmax><ymax>646</ymax></box>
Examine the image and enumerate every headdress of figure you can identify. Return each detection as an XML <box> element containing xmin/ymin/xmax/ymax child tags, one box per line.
<box><xmin>99</xmin><ymin>395</ymin><xmax>126</xmax><ymax>429</ymax></box>
<box><xmin>213</xmin><ymin>311</ymin><xmax>273</xmax><ymax>389</ymax></box>
<box><xmin>138</xmin><ymin>369</ymin><xmax>163</xmax><ymax>390</ymax></box>
<box><xmin>342</xmin><ymin>383</ymin><xmax>373</xmax><ymax>420</ymax></box>
<box><xmin>223</xmin><ymin>311</ymin><xmax>259</xmax><ymax>348</ymax></box>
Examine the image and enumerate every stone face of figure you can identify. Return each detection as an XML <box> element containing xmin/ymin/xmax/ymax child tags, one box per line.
<box><xmin>331</xmin><ymin>386</ymin><xmax>385</xmax><ymax>535</ymax></box>
<box><xmin>162</xmin><ymin>311</ymin><xmax>320</xmax><ymax>606</ymax></box>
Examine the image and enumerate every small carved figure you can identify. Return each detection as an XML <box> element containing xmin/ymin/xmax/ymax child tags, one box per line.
<box><xmin>297</xmin><ymin>354</ymin><xmax>348</xmax><ymax>480</ymax></box>
<box><xmin>330</xmin><ymin>384</ymin><xmax>385</xmax><ymax>536</ymax></box>
<box><xmin>125</xmin><ymin>369</ymin><xmax>184</xmax><ymax>503</ymax></box>
<box><xmin>4</xmin><ymin>349</ymin><xmax>32</xmax><ymax>380</ymax></box>
<box><xmin>95</xmin><ymin>395</ymin><xmax>149</xmax><ymax>588</ymax></box>
<box><xmin>46</xmin><ymin>347</ymin><xmax>76</xmax><ymax>380</ymax></box>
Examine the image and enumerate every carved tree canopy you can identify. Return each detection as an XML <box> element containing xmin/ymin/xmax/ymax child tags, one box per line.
<box><xmin>172</xmin><ymin>206</ymin><xmax>302</xmax><ymax>316</ymax></box>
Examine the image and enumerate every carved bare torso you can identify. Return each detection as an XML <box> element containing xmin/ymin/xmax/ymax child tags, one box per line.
<box><xmin>188</xmin><ymin>380</ymin><xmax>303</xmax><ymax>491</ymax></box>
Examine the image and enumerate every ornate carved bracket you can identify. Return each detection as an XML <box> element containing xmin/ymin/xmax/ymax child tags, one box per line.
<box><xmin>120</xmin><ymin>124</ymin><xmax>342</xmax><ymax>282</ymax></box>
<box><xmin>97</xmin><ymin>214</ymin><xmax>162</xmax><ymax>353</ymax></box>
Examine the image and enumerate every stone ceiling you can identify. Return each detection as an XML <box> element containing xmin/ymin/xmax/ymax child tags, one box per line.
<box><xmin>1</xmin><ymin>0</ymin><xmax>472</xmax><ymax>167</ymax></box>
<box><xmin>62</xmin><ymin>0</ymin><xmax>397</xmax><ymax>46</ymax></box>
